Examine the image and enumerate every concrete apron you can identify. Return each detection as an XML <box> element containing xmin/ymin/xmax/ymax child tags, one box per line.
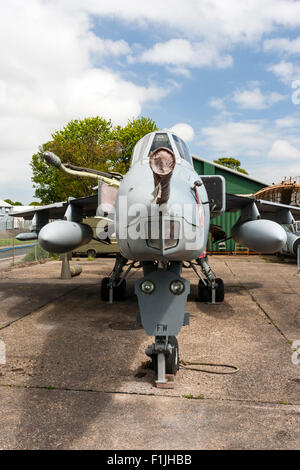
<box><xmin>0</xmin><ymin>256</ymin><xmax>299</xmax><ymax>449</ymax></box>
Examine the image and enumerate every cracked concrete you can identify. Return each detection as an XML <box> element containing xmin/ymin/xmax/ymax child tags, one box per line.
<box><xmin>0</xmin><ymin>256</ymin><xmax>299</xmax><ymax>449</ymax></box>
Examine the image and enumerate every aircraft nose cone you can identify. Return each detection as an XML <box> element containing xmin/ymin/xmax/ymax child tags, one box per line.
<box><xmin>268</xmin><ymin>224</ymin><xmax>287</xmax><ymax>252</ymax></box>
<box><xmin>38</xmin><ymin>222</ymin><xmax>65</xmax><ymax>253</ymax></box>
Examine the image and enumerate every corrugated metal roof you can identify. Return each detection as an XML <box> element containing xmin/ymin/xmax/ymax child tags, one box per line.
<box><xmin>192</xmin><ymin>154</ymin><xmax>268</xmax><ymax>187</ymax></box>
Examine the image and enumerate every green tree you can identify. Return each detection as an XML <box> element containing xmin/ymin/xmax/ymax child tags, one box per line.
<box><xmin>31</xmin><ymin>116</ymin><xmax>158</xmax><ymax>204</ymax></box>
<box><xmin>213</xmin><ymin>157</ymin><xmax>248</xmax><ymax>175</ymax></box>
<box><xmin>4</xmin><ymin>199</ymin><xmax>23</xmax><ymax>206</ymax></box>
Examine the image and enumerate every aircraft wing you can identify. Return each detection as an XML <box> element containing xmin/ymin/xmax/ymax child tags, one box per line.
<box><xmin>226</xmin><ymin>193</ymin><xmax>300</xmax><ymax>222</ymax></box>
<box><xmin>11</xmin><ymin>195</ymin><xmax>99</xmax><ymax>220</ymax></box>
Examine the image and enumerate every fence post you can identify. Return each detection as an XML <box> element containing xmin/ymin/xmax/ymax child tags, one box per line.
<box><xmin>12</xmin><ymin>231</ymin><xmax>15</xmax><ymax>266</ymax></box>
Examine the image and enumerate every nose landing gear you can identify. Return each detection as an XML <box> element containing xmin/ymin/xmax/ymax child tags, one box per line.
<box><xmin>146</xmin><ymin>336</ymin><xmax>179</xmax><ymax>388</ymax></box>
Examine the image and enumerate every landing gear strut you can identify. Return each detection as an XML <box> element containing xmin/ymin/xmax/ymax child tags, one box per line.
<box><xmin>101</xmin><ymin>277</ymin><xmax>127</xmax><ymax>301</ymax></box>
<box><xmin>146</xmin><ymin>336</ymin><xmax>179</xmax><ymax>388</ymax></box>
<box><xmin>188</xmin><ymin>255</ymin><xmax>225</xmax><ymax>303</ymax></box>
<box><xmin>101</xmin><ymin>253</ymin><xmax>141</xmax><ymax>302</ymax></box>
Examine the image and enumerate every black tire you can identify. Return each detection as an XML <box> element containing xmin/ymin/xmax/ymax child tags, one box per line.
<box><xmin>215</xmin><ymin>278</ymin><xmax>225</xmax><ymax>302</ymax></box>
<box><xmin>198</xmin><ymin>280</ymin><xmax>210</xmax><ymax>302</ymax></box>
<box><xmin>115</xmin><ymin>279</ymin><xmax>127</xmax><ymax>301</ymax></box>
<box><xmin>87</xmin><ymin>249</ymin><xmax>96</xmax><ymax>258</ymax></box>
<box><xmin>148</xmin><ymin>337</ymin><xmax>179</xmax><ymax>375</ymax></box>
<box><xmin>101</xmin><ymin>277</ymin><xmax>127</xmax><ymax>301</ymax></box>
<box><xmin>101</xmin><ymin>277</ymin><xmax>111</xmax><ymax>301</ymax></box>
<box><xmin>166</xmin><ymin>336</ymin><xmax>179</xmax><ymax>375</ymax></box>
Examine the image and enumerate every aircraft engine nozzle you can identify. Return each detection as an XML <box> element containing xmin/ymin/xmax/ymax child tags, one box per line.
<box><xmin>231</xmin><ymin>219</ymin><xmax>287</xmax><ymax>253</ymax></box>
<box><xmin>38</xmin><ymin>220</ymin><xmax>93</xmax><ymax>254</ymax></box>
<box><xmin>149</xmin><ymin>147</ymin><xmax>176</xmax><ymax>205</ymax></box>
<box><xmin>43</xmin><ymin>151</ymin><xmax>62</xmax><ymax>169</ymax></box>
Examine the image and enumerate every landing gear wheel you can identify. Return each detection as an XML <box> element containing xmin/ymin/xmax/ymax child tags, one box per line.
<box><xmin>115</xmin><ymin>279</ymin><xmax>127</xmax><ymax>301</ymax></box>
<box><xmin>198</xmin><ymin>281</ymin><xmax>210</xmax><ymax>302</ymax></box>
<box><xmin>198</xmin><ymin>279</ymin><xmax>225</xmax><ymax>302</ymax></box>
<box><xmin>166</xmin><ymin>336</ymin><xmax>179</xmax><ymax>375</ymax></box>
<box><xmin>215</xmin><ymin>278</ymin><xmax>224</xmax><ymax>302</ymax></box>
<box><xmin>148</xmin><ymin>336</ymin><xmax>179</xmax><ymax>375</ymax></box>
<box><xmin>101</xmin><ymin>277</ymin><xmax>111</xmax><ymax>301</ymax></box>
<box><xmin>100</xmin><ymin>277</ymin><xmax>127</xmax><ymax>301</ymax></box>
<box><xmin>87</xmin><ymin>249</ymin><xmax>96</xmax><ymax>258</ymax></box>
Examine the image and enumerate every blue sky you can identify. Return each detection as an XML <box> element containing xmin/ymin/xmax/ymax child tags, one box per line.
<box><xmin>1</xmin><ymin>1</ymin><xmax>300</xmax><ymax>202</ymax></box>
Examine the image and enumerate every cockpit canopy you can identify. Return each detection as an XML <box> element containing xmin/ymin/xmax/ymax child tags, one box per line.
<box><xmin>131</xmin><ymin>131</ymin><xmax>193</xmax><ymax>166</ymax></box>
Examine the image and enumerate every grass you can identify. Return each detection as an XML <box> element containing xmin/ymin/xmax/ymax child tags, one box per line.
<box><xmin>259</xmin><ymin>255</ymin><xmax>285</xmax><ymax>264</ymax></box>
<box><xmin>183</xmin><ymin>394</ymin><xmax>204</xmax><ymax>400</ymax></box>
<box><xmin>87</xmin><ymin>256</ymin><xmax>95</xmax><ymax>261</ymax></box>
<box><xmin>0</xmin><ymin>238</ymin><xmax>28</xmax><ymax>247</ymax></box>
<box><xmin>21</xmin><ymin>245</ymin><xmax>50</xmax><ymax>263</ymax></box>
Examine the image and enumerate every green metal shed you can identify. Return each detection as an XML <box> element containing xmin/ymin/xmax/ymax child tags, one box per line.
<box><xmin>192</xmin><ymin>155</ymin><xmax>267</xmax><ymax>252</ymax></box>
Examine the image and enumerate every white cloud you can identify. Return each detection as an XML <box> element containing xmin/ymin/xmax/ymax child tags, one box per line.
<box><xmin>0</xmin><ymin>0</ymin><xmax>169</xmax><ymax>202</ymax></box>
<box><xmin>200</xmin><ymin>121</ymin><xmax>272</xmax><ymax>157</ymax></box>
<box><xmin>169</xmin><ymin>123</ymin><xmax>195</xmax><ymax>142</ymax></box>
<box><xmin>198</xmin><ymin>118</ymin><xmax>300</xmax><ymax>184</ymax></box>
<box><xmin>267</xmin><ymin>140</ymin><xmax>300</xmax><ymax>159</ymax></box>
<box><xmin>139</xmin><ymin>39</ymin><xmax>233</xmax><ymax>70</ymax></box>
<box><xmin>60</xmin><ymin>0</ymin><xmax>300</xmax><ymax>43</ymax></box>
<box><xmin>251</xmin><ymin>163</ymin><xmax>300</xmax><ymax>184</ymax></box>
<box><xmin>56</xmin><ymin>1</ymin><xmax>300</xmax><ymax>75</ymax></box>
<box><xmin>233</xmin><ymin>86</ymin><xmax>286</xmax><ymax>109</ymax></box>
<box><xmin>275</xmin><ymin>116</ymin><xmax>300</xmax><ymax>128</ymax></box>
<box><xmin>2</xmin><ymin>0</ymin><xmax>300</xmax><ymax>200</ymax></box>
<box><xmin>268</xmin><ymin>61</ymin><xmax>300</xmax><ymax>84</ymax></box>
<box><xmin>166</xmin><ymin>66</ymin><xmax>191</xmax><ymax>78</ymax></box>
<box><xmin>209</xmin><ymin>98</ymin><xmax>226</xmax><ymax>110</ymax></box>
<box><xmin>264</xmin><ymin>37</ymin><xmax>300</xmax><ymax>55</ymax></box>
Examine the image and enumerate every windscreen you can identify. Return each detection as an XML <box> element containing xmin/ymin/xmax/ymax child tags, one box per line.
<box><xmin>172</xmin><ymin>134</ymin><xmax>193</xmax><ymax>165</ymax></box>
<box><xmin>149</xmin><ymin>133</ymin><xmax>173</xmax><ymax>154</ymax></box>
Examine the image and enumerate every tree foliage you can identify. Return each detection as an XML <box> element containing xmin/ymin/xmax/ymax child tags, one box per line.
<box><xmin>213</xmin><ymin>157</ymin><xmax>248</xmax><ymax>175</ymax></box>
<box><xmin>4</xmin><ymin>199</ymin><xmax>23</xmax><ymax>206</ymax></box>
<box><xmin>31</xmin><ymin>116</ymin><xmax>158</xmax><ymax>204</ymax></box>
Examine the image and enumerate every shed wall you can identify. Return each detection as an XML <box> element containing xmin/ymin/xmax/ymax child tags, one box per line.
<box><xmin>192</xmin><ymin>157</ymin><xmax>266</xmax><ymax>252</ymax></box>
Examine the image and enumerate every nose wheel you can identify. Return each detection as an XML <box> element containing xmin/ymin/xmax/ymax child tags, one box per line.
<box><xmin>165</xmin><ymin>336</ymin><xmax>180</xmax><ymax>374</ymax></box>
<box><xmin>147</xmin><ymin>336</ymin><xmax>179</xmax><ymax>388</ymax></box>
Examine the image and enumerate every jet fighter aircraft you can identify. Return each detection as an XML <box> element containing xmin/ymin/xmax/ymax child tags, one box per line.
<box><xmin>14</xmin><ymin>130</ymin><xmax>300</xmax><ymax>387</ymax></box>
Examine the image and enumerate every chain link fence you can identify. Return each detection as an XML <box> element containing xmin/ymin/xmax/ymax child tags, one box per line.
<box><xmin>0</xmin><ymin>224</ymin><xmax>50</xmax><ymax>270</ymax></box>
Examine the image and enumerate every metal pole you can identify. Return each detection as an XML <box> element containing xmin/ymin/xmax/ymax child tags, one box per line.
<box><xmin>12</xmin><ymin>229</ymin><xmax>15</xmax><ymax>266</ymax></box>
<box><xmin>34</xmin><ymin>242</ymin><xmax>37</xmax><ymax>262</ymax></box>
<box><xmin>297</xmin><ymin>244</ymin><xmax>300</xmax><ymax>274</ymax></box>
<box><xmin>60</xmin><ymin>253</ymin><xmax>72</xmax><ymax>279</ymax></box>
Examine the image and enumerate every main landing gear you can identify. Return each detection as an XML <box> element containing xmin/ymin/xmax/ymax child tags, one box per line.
<box><xmin>186</xmin><ymin>255</ymin><xmax>225</xmax><ymax>304</ymax></box>
<box><xmin>100</xmin><ymin>253</ymin><xmax>141</xmax><ymax>303</ymax></box>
